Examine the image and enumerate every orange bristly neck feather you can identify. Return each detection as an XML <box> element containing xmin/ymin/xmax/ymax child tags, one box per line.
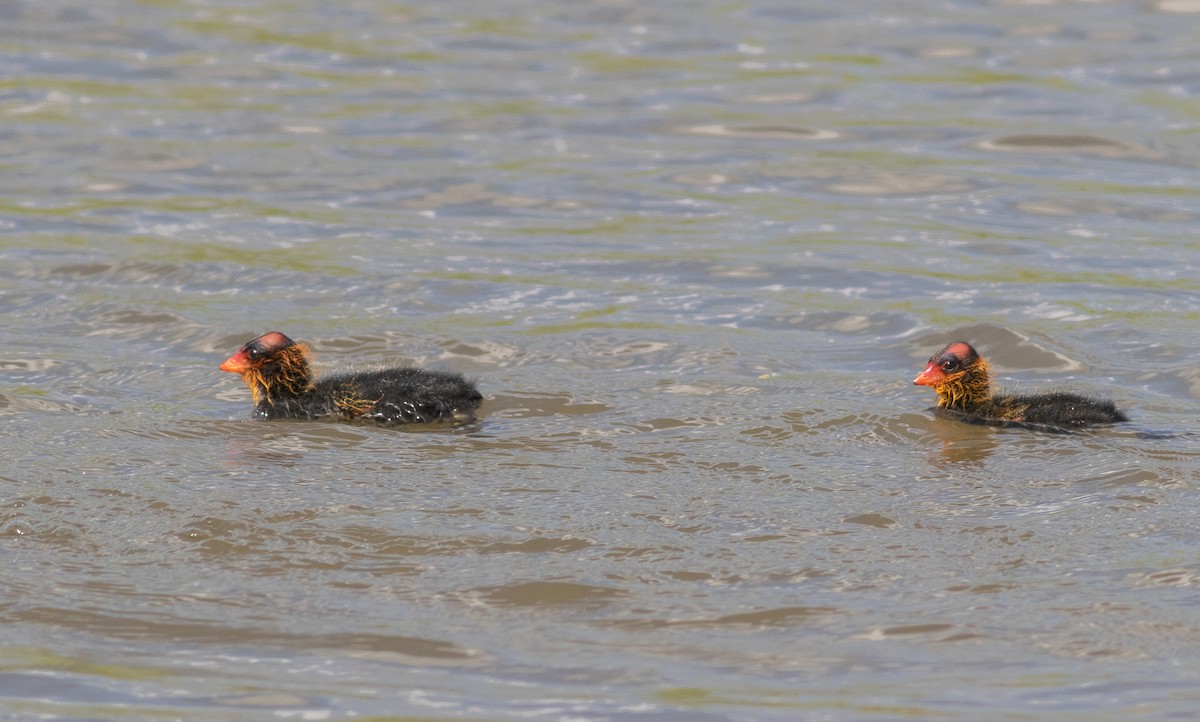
<box><xmin>933</xmin><ymin>357</ymin><xmax>993</xmax><ymax>411</ymax></box>
<box><xmin>241</xmin><ymin>344</ymin><xmax>315</xmax><ymax>405</ymax></box>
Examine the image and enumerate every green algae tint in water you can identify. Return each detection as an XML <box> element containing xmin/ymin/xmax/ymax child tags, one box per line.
<box><xmin>1</xmin><ymin>1</ymin><xmax>1199</xmax><ymax>720</ymax></box>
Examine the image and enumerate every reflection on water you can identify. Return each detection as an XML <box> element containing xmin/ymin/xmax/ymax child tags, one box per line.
<box><xmin>2</xmin><ymin>0</ymin><xmax>1200</xmax><ymax>719</ymax></box>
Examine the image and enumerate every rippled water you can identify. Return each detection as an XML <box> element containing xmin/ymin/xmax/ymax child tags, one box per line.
<box><xmin>3</xmin><ymin>1</ymin><xmax>1200</xmax><ymax>719</ymax></box>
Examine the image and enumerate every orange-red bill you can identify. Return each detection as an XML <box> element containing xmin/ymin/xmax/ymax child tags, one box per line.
<box><xmin>913</xmin><ymin>362</ymin><xmax>943</xmax><ymax>387</ymax></box>
<box><xmin>219</xmin><ymin>349</ymin><xmax>250</xmax><ymax>374</ymax></box>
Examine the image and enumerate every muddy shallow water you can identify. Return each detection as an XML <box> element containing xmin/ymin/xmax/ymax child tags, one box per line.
<box><xmin>2</xmin><ymin>1</ymin><xmax>1200</xmax><ymax>719</ymax></box>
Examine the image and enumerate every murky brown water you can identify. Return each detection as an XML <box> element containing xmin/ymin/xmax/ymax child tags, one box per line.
<box><xmin>2</xmin><ymin>1</ymin><xmax>1200</xmax><ymax>719</ymax></box>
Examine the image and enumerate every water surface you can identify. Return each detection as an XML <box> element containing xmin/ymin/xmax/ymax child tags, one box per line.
<box><xmin>2</xmin><ymin>1</ymin><xmax>1200</xmax><ymax>719</ymax></box>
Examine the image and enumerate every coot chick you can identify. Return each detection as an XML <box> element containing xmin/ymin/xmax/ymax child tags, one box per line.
<box><xmin>220</xmin><ymin>331</ymin><xmax>482</xmax><ymax>425</ymax></box>
<box><xmin>913</xmin><ymin>341</ymin><xmax>1127</xmax><ymax>429</ymax></box>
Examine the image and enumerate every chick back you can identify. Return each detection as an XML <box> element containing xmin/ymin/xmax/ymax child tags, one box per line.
<box><xmin>259</xmin><ymin>367</ymin><xmax>482</xmax><ymax>424</ymax></box>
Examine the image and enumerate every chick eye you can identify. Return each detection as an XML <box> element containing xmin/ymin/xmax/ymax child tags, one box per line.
<box><xmin>247</xmin><ymin>347</ymin><xmax>261</xmax><ymax>360</ymax></box>
<box><xmin>941</xmin><ymin>359</ymin><xmax>957</xmax><ymax>371</ymax></box>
